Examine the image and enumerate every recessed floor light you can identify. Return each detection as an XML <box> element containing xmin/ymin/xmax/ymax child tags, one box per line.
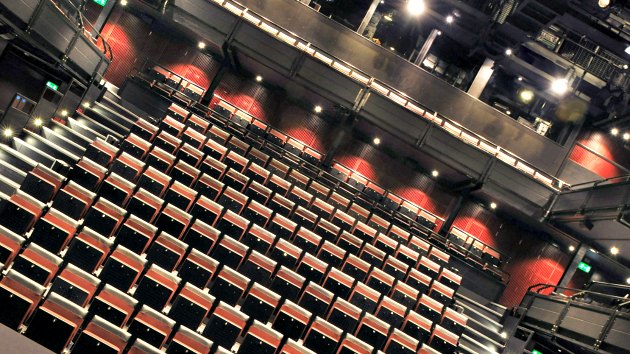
<box><xmin>3</xmin><ymin>128</ymin><xmax>13</xmax><ymax>137</ymax></box>
<box><xmin>34</xmin><ymin>118</ymin><xmax>43</xmax><ymax>127</ymax></box>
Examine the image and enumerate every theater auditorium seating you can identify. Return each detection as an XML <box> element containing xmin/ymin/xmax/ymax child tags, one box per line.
<box><xmin>0</xmin><ymin>92</ymin><xmax>510</xmax><ymax>354</ymax></box>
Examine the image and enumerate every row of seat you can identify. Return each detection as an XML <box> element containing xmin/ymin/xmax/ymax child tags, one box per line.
<box><xmin>0</xmin><ymin>94</ymin><xmax>468</xmax><ymax>353</ymax></box>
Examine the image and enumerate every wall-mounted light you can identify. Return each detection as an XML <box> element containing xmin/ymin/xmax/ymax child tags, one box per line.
<box><xmin>314</xmin><ymin>105</ymin><xmax>322</xmax><ymax>113</ymax></box>
<box><xmin>255</xmin><ymin>75</ymin><xmax>263</xmax><ymax>82</ymax></box>
<box><xmin>120</xmin><ymin>0</ymin><xmax>128</xmax><ymax>6</ymax></box>
<box><xmin>611</xmin><ymin>128</ymin><xmax>619</xmax><ymax>136</ymax></box>
<box><xmin>83</xmin><ymin>102</ymin><xmax>91</xmax><ymax>108</ymax></box>
<box><xmin>490</xmin><ymin>202</ymin><xmax>497</xmax><ymax>210</ymax></box>
<box><xmin>611</xmin><ymin>246</ymin><xmax>619</xmax><ymax>255</ymax></box>
<box><xmin>60</xmin><ymin>110</ymin><xmax>68</xmax><ymax>117</ymax></box>
<box><xmin>505</xmin><ymin>48</ymin><xmax>513</xmax><ymax>56</ymax></box>
<box><xmin>34</xmin><ymin>118</ymin><xmax>43</xmax><ymax>127</ymax></box>
<box><xmin>431</xmin><ymin>170</ymin><xmax>439</xmax><ymax>177</ymax></box>
<box><xmin>373</xmin><ymin>137</ymin><xmax>381</xmax><ymax>145</ymax></box>
<box><xmin>598</xmin><ymin>0</ymin><xmax>611</xmax><ymax>8</ymax></box>
<box><xmin>519</xmin><ymin>89</ymin><xmax>534</xmax><ymax>103</ymax></box>
<box><xmin>198</xmin><ymin>42</ymin><xmax>206</xmax><ymax>49</ymax></box>
<box><xmin>3</xmin><ymin>128</ymin><xmax>13</xmax><ymax>137</ymax></box>
<box><xmin>624</xmin><ymin>133</ymin><xmax>630</xmax><ymax>140</ymax></box>
<box><xmin>569</xmin><ymin>245</ymin><xmax>575</xmax><ymax>252</ymax></box>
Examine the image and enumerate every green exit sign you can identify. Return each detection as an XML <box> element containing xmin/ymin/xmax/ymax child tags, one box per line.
<box><xmin>532</xmin><ymin>350</ymin><xmax>543</xmax><ymax>354</ymax></box>
<box><xmin>578</xmin><ymin>261</ymin><xmax>592</xmax><ymax>273</ymax></box>
<box><xmin>93</xmin><ymin>0</ymin><xmax>108</xmax><ymax>6</ymax></box>
<box><xmin>46</xmin><ymin>81</ymin><xmax>59</xmax><ymax>91</ymax></box>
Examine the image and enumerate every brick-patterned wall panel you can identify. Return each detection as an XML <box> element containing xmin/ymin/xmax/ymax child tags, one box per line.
<box><xmin>213</xmin><ymin>72</ymin><xmax>279</xmax><ymax>122</ymax></box>
<box><xmin>273</xmin><ymin>104</ymin><xmax>334</xmax><ymax>153</ymax></box>
<box><xmin>570</xmin><ymin>131</ymin><xmax>629</xmax><ymax>178</ymax></box>
<box><xmin>498</xmin><ymin>225</ymin><xmax>570</xmax><ymax>308</ymax></box>
<box><xmin>101</xmin><ymin>8</ymin><xmax>152</xmax><ymax>86</ymax></box>
<box><xmin>452</xmin><ymin>202</ymin><xmax>502</xmax><ymax>250</ymax></box>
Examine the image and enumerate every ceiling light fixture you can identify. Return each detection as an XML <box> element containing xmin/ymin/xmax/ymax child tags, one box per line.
<box><xmin>431</xmin><ymin>170</ymin><xmax>439</xmax><ymax>177</ymax></box>
<box><xmin>551</xmin><ymin>78</ymin><xmax>569</xmax><ymax>95</ymax></box>
<box><xmin>611</xmin><ymin>246</ymin><xmax>619</xmax><ymax>255</ymax></box>
<box><xmin>611</xmin><ymin>128</ymin><xmax>619</xmax><ymax>136</ymax></box>
<box><xmin>373</xmin><ymin>137</ymin><xmax>381</xmax><ymax>145</ymax></box>
<box><xmin>198</xmin><ymin>41</ymin><xmax>206</xmax><ymax>49</ymax></box>
<box><xmin>314</xmin><ymin>105</ymin><xmax>322</xmax><ymax>113</ymax></box>
<box><xmin>490</xmin><ymin>202</ymin><xmax>497</xmax><ymax>210</ymax></box>
<box><xmin>407</xmin><ymin>0</ymin><xmax>425</xmax><ymax>16</ymax></box>
<box><xmin>255</xmin><ymin>75</ymin><xmax>263</xmax><ymax>82</ymax></box>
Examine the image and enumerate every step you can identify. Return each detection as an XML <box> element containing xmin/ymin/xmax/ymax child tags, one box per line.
<box><xmin>23</xmin><ymin>131</ymin><xmax>80</xmax><ymax>165</ymax></box>
<box><xmin>459</xmin><ymin>333</ymin><xmax>502</xmax><ymax>354</ymax></box>
<box><xmin>89</xmin><ymin>102</ymin><xmax>135</xmax><ymax>129</ymax></box>
<box><xmin>0</xmin><ymin>173</ymin><xmax>20</xmax><ymax>196</ymax></box>
<box><xmin>12</xmin><ymin>137</ymin><xmax>57</xmax><ymax>167</ymax></box>
<box><xmin>0</xmin><ymin>144</ymin><xmax>37</xmax><ymax>172</ymax></box>
<box><xmin>100</xmin><ymin>96</ymin><xmax>146</xmax><ymax>123</ymax></box>
<box><xmin>456</xmin><ymin>292</ymin><xmax>504</xmax><ymax>324</ymax></box>
<box><xmin>462</xmin><ymin>312</ymin><xmax>506</xmax><ymax>347</ymax></box>
<box><xmin>0</xmin><ymin>159</ymin><xmax>27</xmax><ymax>186</ymax></box>
<box><xmin>49</xmin><ymin>121</ymin><xmax>93</xmax><ymax>149</ymax></box>
<box><xmin>74</xmin><ymin>112</ymin><xmax>124</xmax><ymax>140</ymax></box>
<box><xmin>42</xmin><ymin>127</ymin><xmax>86</xmax><ymax>157</ymax></box>
<box><xmin>68</xmin><ymin>118</ymin><xmax>106</xmax><ymax>141</ymax></box>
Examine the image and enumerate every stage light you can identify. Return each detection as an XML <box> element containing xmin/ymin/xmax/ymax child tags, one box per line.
<box><xmin>551</xmin><ymin>78</ymin><xmax>569</xmax><ymax>95</ymax></box>
<box><xmin>569</xmin><ymin>245</ymin><xmax>575</xmax><ymax>252</ymax></box>
<box><xmin>34</xmin><ymin>118</ymin><xmax>43</xmax><ymax>127</ymax></box>
<box><xmin>431</xmin><ymin>170</ymin><xmax>439</xmax><ymax>177</ymax></box>
<box><xmin>255</xmin><ymin>75</ymin><xmax>263</xmax><ymax>82</ymax></box>
<box><xmin>446</xmin><ymin>15</ymin><xmax>454</xmax><ymax>24</ymax></box>
<box><xmin>314</xmin><ymin>105</ymin><xmax>322</xmax><ymax>113</ymax></box>
<box><xmin>407</xmin><ymin>0</ymin><xmax>425</xmax><ymax>16</ymax></box>
<box><xmin>490</xmin><ymin>202</ymin><xmax>497</xmax><ymax>210</ymax></box>
<box><xmin>611</xmin><ymin>128</ymin><xmax>619</xmax><ymax>136</ymax></box>
<box><xmin>373</xmin><ymin>137</ymin><xmax>381</xmax><ymax>145</ymax></box>
<box><xmin>198</xmin><ymin>42</ymin><xmax>206</xmax><ymax>49</ymax></box>
<box><xmin>3</xmin><ymin>128</ymin><xmax>13</xmax><ymax>137</ymax></box>
<box><xmin>611</xmin><ymin>246</ymin><xmax>619</xmax><ymax>255</ymax></box>
<box><xmin>505</xmin><ymin>48</ymin><xmax>513</xmax><ymax>56</ymax></box>
<box><xmin>519</xmin><ymin>89</ymin><xmax>534</xmax><ymax>103</ymax></box>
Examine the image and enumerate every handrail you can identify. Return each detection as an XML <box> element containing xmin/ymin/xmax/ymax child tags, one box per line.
<box><xmin>586</xmin><ymin>280</ymin><xmax>630</xmax><ymax>292</ymax></box>
<box><xmin>562</xmin><ymin>173</ymin><xmax>630</xmax><ymax>192</ymax></box>
<box><xmin>206</xmin><ymin>0</ymin><xmax>569</xmax><ymax>190</ymax></box>
<box><xmin>526</xmin><ymin>283</ymin><xmax>630</xmax><ymax>303</ymax></box>
<box><xmin>51</xmin><ymin>0</ymin><xmax>113</xmax><ymax>62</ymax></box>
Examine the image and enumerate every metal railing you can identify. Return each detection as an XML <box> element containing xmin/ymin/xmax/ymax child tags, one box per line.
<box><xmin>209</xmin><ymin>0</ymin><xmax>568</xmax><ymax>190</ymax></box>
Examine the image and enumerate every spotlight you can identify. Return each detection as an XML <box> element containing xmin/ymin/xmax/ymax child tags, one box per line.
<box><xmin>551</xmin><ymin>78</ymin><xmax>569</xmax><ymax>95</ymax></box>
<box><xmin>407</xmin><ymin>0</ymin><xmax>425</xmax><ymax>15</ymax></box>
<box><xmin>120</xmin><ymin>0</ymin><xmax>128</xmax><ymax>5</ymax></box>
<box><xmin>500</xmin><ymin>332</ymin><xmax>507</xmax><ymax>339</ymax></box>
<box><xmin>598</xmin><ymin>0</ymin><xmax>610</xmax><ymax>8</ymax></box>
<box><xmin>505</xmin><ymin>48</ymin><xmax>513</xmax><ymax>56</ymax></box>
<box><xmin>611</xmin><ymin>246</ymin><xmax>619</xmax><ymax>255</ymax></box>
<box><xmin>569</xmin><ymin>245</ymin><xmax>575</xmax><ymax>252</ymax></box>
<box><xmin>624</xmin><ymin>133</ymin><xmax>630</xmax><ymax>141</ymax></box>
<box><xmin>611</xmin><ymin>128</ymin><xmax>619</xmax><ymax>136</ymax></box>
<box><xmin>314</xmin><ymin>105</ymin><xmax>322</xmax><ymax>113</ymax></box>
<box><xmin>255</xmin><ymin>75</ymin><xmax>263</xmax><ymax>82</ymax></box>
<box><xmin>431</xmin><ymin>170</ymin><xmax>439</xmax><ymax>177</ymax></box>
<box><xmin>373</xmin><ymin>137</ymin><xmax>381</xmax><ymax>145</ymax></box>
<box><xmin>517</xmin><ymin>76</ymin><xmax>523</xmax><ymax>81</ymax></box>
<box><xmin>490</xmin><ymin>202</ymin><xmax>497</xmax><ymax>210</ymax></box>
<box><xmin>446</xmin><ymin>15</ymin><xmax>454</xmax><ymax>24</ymax></box>
<box><xmin>60</xmin><ymin>110</ymin><xmax>68</xmax><ymax>117</ymax></box>
<box><xmin>34</xmin><ymin>118</ymin><xmax>43</xmax><ymax>127</ymax></box>
<box><xmin>3</xmin><ymin>128</ymin><xmax>13</xmax><ymax>137</ymax></box>
<box><xmin>198</xmin><ymin>42</ymin><xmax>206</xmax><ymax>49</ymax></box>
<box><xmin>519</xmin><ymin>89</ymin><xmax>534</xmax><ymax>103</ymax></box>
<box><xmin>626</xmin><ymin>277</ymin><xmax>630</xmax><ymax>285</ymax></box>
<box><xmin>82</xmin><ymin>102</ymin><xmax>90</xmax><ymax>108</ymax></box>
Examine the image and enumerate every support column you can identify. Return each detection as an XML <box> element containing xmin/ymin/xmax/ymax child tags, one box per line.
<box><xmin>91</xmin><ymin>0</ymin><xmax>117</xmax><ymax>34</ymax></box>
<box><xmin>357</xmin><ymin>0</ymin><xmax>381</xmax><ymax>36</ymax></box>
<box><xmin>323</xmin><ymin>106</ymin><xmax>354</xmax><ymax>167</ymax></box>
<box><xmin>468</xmin><ymin>58</ymin><xmax>495</xmax><ymax>99</ymax></box>
<box><xmin>557</xmin><ymin>244</ymin><xmax>589</xmax><ymax>289</ymax></box>
<box><xmin>438</xmin><ymin>192</ymin><xmax>468</xmax><ymax>236</ymax></box>
<box><xmin>201</xmin><ymin>56</ymin><xmax>230</xmax><ymax>106</ymax></box>
<box><xmin>412</xmin><ymin>29</ymin><xmax>439</xmax><ymax>66</ymax></box>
